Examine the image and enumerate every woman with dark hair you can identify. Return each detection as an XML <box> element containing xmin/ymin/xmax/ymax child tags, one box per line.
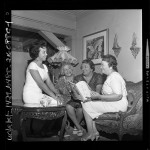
<box><xmin>23</xmin><ymin>40</ymin><xmax>61</xmax><ymax>107</ymax></box>
<box><xmin>81</xmin><ymin>54</ymin><xmax>128</xmax><ymax>141</ymax></box>
<box><xmin>67</xmin><ymin>59</ymin><xmax>104</xmax><ymax>136</ymax></box>
<box><xmin>75</xmin><ymin>59</ymin><xmax>104</xmax><ymax>94</ymax></box>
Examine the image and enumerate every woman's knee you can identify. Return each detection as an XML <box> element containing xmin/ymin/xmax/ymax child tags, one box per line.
<box><xmin>66</xmin><ymin>104</ymin><xmax>74</xmax><ymax>111</ymax></box>
<box><xmin>76</xmin><ymin>107</ymin><xmax>83</xmax><ymax>113</ymax></box>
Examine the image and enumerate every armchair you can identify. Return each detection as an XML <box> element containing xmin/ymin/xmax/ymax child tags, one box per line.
<box><xmin>95</xmin><ymin>81</ymin><xmax>142</xmax><ymax>141</ymax></box>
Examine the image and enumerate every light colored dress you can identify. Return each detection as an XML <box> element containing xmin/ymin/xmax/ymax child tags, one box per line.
<box><xmin>23</xmin><ymin>62</ymin><xmax>57</xmax><ymax>107</ymax></box>
<box><xmin>82</xmin><ymin>72</ymin><xmax>128</xmax><ymax>119</ymax></box>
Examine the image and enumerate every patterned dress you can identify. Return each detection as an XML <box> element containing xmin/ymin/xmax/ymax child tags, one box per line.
<box><xmin>55</xmin><ymin>76</ymin><xmax>73</xmax><ymax>105</ymax></box>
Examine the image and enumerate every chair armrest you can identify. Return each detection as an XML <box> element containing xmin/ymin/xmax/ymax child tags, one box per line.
<box><xmin>120</xmin><ymin>92</ymin><xmax>142</xmax><ymax>120</ymax></box>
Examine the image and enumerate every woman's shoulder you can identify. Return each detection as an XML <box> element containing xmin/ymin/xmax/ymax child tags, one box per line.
<box><xmin>43</xmin><ymin>64</ymin><xmax>48</xmax><ymax>70</ymax></box>
<box><xmin>110</xmin><ymin>72</ymin><xmax>124</xmax><ymax>81</ymax></box>
<box><xmin>28</xmin><ymin>61</ymin><xmax>37</xmax><ymax>69</ymax></box>
<box><xmin>74</xmin><ymin>74</ymin><xmax>84</xmax><ymax>82</ymax></box>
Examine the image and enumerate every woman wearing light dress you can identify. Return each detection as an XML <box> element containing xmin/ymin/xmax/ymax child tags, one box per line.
<box><xmin>23</xmin><ymin>40</ymin><xmax>61</xmax><ymax>107</ymax></box>
<box><xmin>81</xmin><ymin>54</ymin><xmax>128</xmax><ymax>141</ymax></box>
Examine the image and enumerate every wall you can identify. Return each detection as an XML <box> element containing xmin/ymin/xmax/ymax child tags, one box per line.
<box><xmin>12</xmin><ymin>10</ymin><xmax>142</xmax><ymax>102</ymax></box>
<box><xmin>75</xmin><ymin>10</ymin><xmax>142</xmax><ymax>82</ymax></box>
<box><xmin>12</xmin><ymin>51</ymin><xmax>31</xmax><ymax>103</ymax></box>
<box><xmin>12</xmin><ymin>11</ymin><xmax>77</xmax><ymax>102</ymax></box>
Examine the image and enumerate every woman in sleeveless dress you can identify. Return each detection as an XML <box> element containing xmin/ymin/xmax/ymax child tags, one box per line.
<box><xmin>23</xmin><ymin>40</ymin><xmax>61</xmax><ymax>107</ymax></box>
<box><xmin>81</xmin><ymin>55</ymin><xmax>128</xmax><ymax>141</ymax></box>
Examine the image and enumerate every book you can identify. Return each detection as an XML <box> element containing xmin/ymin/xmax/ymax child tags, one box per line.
<box><xmin>69</xmin><ymin>81</ymin><xmax>91</xmax><ymax>101</ymax></box>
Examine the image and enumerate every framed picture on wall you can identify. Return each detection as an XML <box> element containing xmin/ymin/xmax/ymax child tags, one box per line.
<box><xmin>83</xmin><ymin>28</ymin><xmax>109</xmax><ymax>64</ymax></box>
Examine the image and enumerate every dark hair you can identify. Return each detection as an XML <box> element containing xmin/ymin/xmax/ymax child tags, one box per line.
<box><xmin>29</xmin><ymin>40</ymin><xmax>47</xmax><ymax>60</ymax></box>
<box><xmin>102</xmin><ymin>54</ymin><xmax>118</xmax><ymax>72</ymax></box>
<box><xmin>81</xmin><ymin>59</ymin><xmax>95</xmax><ymax>71</ymax></box>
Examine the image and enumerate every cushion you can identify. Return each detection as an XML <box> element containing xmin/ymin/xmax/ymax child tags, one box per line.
<box><xmin>96</xmin><ymin>120</ymin><xmax>119</xmax><ymax>129</ymax></box>
<box><xmin>95</xmin><ymin>112</ymin><xmax>120</xmax><ymax>121</ymax></box>
<box><xmin>123</xmin><ymin>113</ymin><xmax>143</xmax><ymax>130</ymax></box>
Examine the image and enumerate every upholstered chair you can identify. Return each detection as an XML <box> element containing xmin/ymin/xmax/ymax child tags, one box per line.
<box><xmin>95</xmin><ymin>81</ymin><xmax>142</xmax><ymax>141</ymax></box>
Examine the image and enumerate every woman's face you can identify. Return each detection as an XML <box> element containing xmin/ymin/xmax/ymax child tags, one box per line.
<box><xmin>38</xmin><ymin>46</ymin><xmax>47</xmax><ymax>61</ymax></box>
<box><xmin>101</xmin><ymin>60</ymin><xmax>110</xmax><ymax>75</ymax></box>
<box><xmin>81</xmin><ymin>63</ymin><xmax>93</xmax><ymax>76</ymax></box>
<box><xmin>63</xmin><ymin>65</ymin><xmax>73</xmax><ymax>77</ymax></box>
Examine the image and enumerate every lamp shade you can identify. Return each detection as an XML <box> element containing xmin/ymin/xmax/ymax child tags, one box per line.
<box><xmin>48</xmin><ymin>46</ymin><xmax>78</xmax><ymax>66</ymax></box>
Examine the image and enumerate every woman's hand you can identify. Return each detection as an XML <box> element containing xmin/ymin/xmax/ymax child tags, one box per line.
<box><xmin>83</xmin><ymin>97</ymin><xmax>92</xmax><ymax>103</ymax></box>
<box><xmin>90</xmin><ymin>91</ymin><xmax>101</xmax><ymax>100</ymax></box>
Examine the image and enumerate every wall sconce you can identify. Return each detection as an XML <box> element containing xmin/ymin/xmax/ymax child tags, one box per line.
<box><xmin>112</xmin><ymin>34</ymin><xmax>121</xmax><ymax>57</ymax></box>
<box><xmin>130</xmin><ymin>32</ymin><xmax>140</xmax><ymax>59</ymax></box>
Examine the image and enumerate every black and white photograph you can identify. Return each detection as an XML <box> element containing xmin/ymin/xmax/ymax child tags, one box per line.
<box><xmin>3</xmin><ymin>0</ymin><xmax>149</xmax><ymax>149</ymax></box>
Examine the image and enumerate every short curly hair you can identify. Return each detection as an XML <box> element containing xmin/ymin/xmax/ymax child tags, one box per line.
<box><xmin>60</xmin><ymin>63</ymin><xmax>74</xmax><ymax>76</ymax></box>
<box><xmin>29</xmin><ymin>40</ymin><xmax>47</xmax><ymax>60</ymax></box>
<box><xmin>102</xmin><ymin>54</ymin><xmax>118</xmax><ymax>72</ymax></box>
<box><xmin>81</xmin><ymin>59</ymin><xmax>95</xmax><ymax>71</ymax></box>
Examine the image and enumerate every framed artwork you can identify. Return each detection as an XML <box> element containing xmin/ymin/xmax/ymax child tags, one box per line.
<box><xmin>83</xmin><ymin>29</ymin><xmax>109</xmax><ymax>64</ymax></box>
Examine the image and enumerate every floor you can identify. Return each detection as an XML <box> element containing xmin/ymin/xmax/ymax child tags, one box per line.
<box><xmin>12</xmin><ymin>126</ymin><xmax>118</xmax><ymax>142</ymax></box>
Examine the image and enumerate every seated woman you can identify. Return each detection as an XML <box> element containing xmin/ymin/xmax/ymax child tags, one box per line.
<box><xmin>23</xmin><ymin>40</ymin><xmax>61</xmax><ymax>107</ymax></box>
<box><xmin>81</xmin><ymin>54</ymin><xmax>128</xmax><ymax>141</ymax></box>
<box><xmin>74</xmin><ymin>59</ymin><xmax>104</xmax><ymax>94</ymax></box>
<box><xmin>55</xmin><ymin>63</ymin><xmax>85</xmax><ymax>136</ymax></box>
<box><xmin>67</xmin><ymin>59</ymin><xmax>104</xmax><ymax>136</ymax></box>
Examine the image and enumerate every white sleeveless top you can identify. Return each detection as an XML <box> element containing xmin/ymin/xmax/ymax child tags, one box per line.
<box><xmin>23</xmin><ymin>62</ymin><xmax>48</xmax><ymax>104</ymax></box>
<box><xmin>102</xmin><ymin>72</ymin><xmax>127</xmax><ymax>97</ymax></box>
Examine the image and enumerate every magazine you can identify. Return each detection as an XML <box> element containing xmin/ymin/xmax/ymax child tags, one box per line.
<box><xmin>69</xmin><ymin>81</ymin><xmax>91</xmax><ymax>101</ymax></box>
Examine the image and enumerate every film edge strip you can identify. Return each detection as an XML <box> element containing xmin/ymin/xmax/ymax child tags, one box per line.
<box><xmin>5</xmin><ymin>11</ymin><xmax>13</xmax><ymax>141</ymax></box>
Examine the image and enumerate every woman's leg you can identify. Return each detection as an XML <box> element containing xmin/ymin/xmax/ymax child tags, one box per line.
<box><xmin>82</xmin><ymin>108</ymin><xmax>94</xmax><ymax>137</ymax></box>
<box><xmin>66</xmin><ymin>104</ymin><xmax>82</xmax><ymax>130</ymax></box>
<box><xmin>92</xmin><ymin>120</ymin><xmax>99</xmax><ymax>134</ymax></box>
<box><xmin>76</xmin><ymin>107</ymin><xmax>83</xmax><ymax>124</ymax></box>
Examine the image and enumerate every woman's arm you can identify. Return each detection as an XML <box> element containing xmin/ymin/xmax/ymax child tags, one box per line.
<box><xmin>97</xmin><ymin>93</ymin><xmax>123</xmax><ymax>101</ymax></box>
<box><xmin>30</xmin><ymin>69</ymin><xmax>57</xmax><ymax>99</ymax></box>
<box><xmin>95</xmin><ymin>84</ymin><xmax>103</xmax><ymax>93</ymax></box>
<box><xmin>45</xmin><ymin>75</ymin><xmax>60</xmax><ymax>95</ymax></box>
<box><xmin>88</xmin><ymin>91</ymin><xmax>122</xmax><ymax>102</ymax></box>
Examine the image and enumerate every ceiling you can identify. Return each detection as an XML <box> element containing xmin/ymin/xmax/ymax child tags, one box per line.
<box><xmin>39</xmin><ymin>10</ymin><xmax>94</xmax><ymax>19</ymax></box>
<box><xmin>59</xmin><ymin>10</ymin><xmax>91</xmax><ymax>17</ymax></box>
<box><xmin>12</xmin><ymin>10</ymin><xmax>91</xmax><ymax>52</ymax></box>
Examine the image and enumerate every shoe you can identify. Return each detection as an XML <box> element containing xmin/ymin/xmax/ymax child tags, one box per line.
<box><xmin>72</xmin><ymin>127</ymin><xmax>78</xmax><ymax>134</ymax></box>
<box><xmin>94</xmin><ymin>132</ymin><xmax>100</xmax><ymax>141</ymax></box>
<box><xmin>81</xmin><ymin>134</ymin><xmax>95</xmax><ymax>141</ymax></box>
<box><xmin>76</xmin><ymin>129</ymin><xmax>84</xmax><ymax>136</ymax></box>
<box><xmin>76</xmin><ymin>127</ymin><xmax>86</xmax><ymax>137</ymax></box>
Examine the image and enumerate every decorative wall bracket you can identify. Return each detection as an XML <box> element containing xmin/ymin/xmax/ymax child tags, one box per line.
<box><xmin>130</xmin><ymin>33</ymin><xmax>140</xmax><ymax>59</ymax></box>
<box><xmin>112</xmin><ymin>34</ymin><xmax>121</xmax><ymax>57</ymax></box>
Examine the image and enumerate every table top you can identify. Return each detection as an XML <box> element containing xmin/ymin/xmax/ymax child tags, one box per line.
<box><xmin>12</xmin><ymin>104</ymin><xmax>66</xmax><ymax>112</ymax></box>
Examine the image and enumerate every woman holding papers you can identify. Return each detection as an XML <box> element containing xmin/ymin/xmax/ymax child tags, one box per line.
<box><xmin>75</xmin><ymin>59</ymin><xmax>104</xmax><ymax>94</ymax></box>
<box><xmin>81</xmin><ymin>55</ymin><xmax>128</xmax><ymax>141</ymax></box>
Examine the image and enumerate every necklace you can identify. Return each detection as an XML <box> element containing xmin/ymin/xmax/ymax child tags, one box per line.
<box><xmin>65</xmin><ymin>76</ymin><xmax>74</xmax><ymax>82</ymax></box>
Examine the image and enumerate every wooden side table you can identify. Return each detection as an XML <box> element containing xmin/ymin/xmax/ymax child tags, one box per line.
<box><xmin>19</xmin><ymin>105</ymin><xmax>67</xmax><ymax>141</ymax></box>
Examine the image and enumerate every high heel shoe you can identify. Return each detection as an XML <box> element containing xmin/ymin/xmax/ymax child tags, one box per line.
<box><xmin>94</xmin><ymin>132</ymin><xmax>100</xmax><ymax>141</ymax></box>
<box><xmin>81</xmin><ymin>134</ymin><xmax>95</xmax><ymax>141</ymax></box>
